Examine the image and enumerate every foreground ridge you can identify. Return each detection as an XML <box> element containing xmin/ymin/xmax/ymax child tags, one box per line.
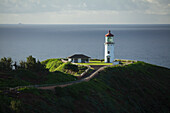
<box><xmin>7</xmin><ymin>65</ymin><xmax>110</xmax><ymax>91</ymax></box>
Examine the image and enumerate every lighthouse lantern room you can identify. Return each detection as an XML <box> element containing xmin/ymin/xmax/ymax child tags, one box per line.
<box><xmin>104</xmin><ymin>30</ymin><xmax>115</xmax><ymax>63</ymax></box>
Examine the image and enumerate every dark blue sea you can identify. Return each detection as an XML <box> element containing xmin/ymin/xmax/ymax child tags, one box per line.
<box><xmin>0</xmin><ymin>24</ymin><xmax>170</xmax><ymax>68</ymax></box>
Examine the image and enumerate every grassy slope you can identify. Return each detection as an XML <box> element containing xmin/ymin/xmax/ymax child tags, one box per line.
<box><xmin>41</xmin><ymin>59</ymin><xmax>63</xmax><ymax>72</ymax></box>
<box><xmin>0</xmin><ymin>70</ymin><xmax>76</xmax><ymax>88</ymax></box>
<box><xmin>1</xmin><ymin>62</ymin><xmax>170</xmax><ymax>113</ymax></box>
<box><xmin>42</xmin><ymin>58</ymin><xmax>87</xmax><ymax>75</ymax></box>
<box><xmin>0</xmin><ymin>59</ymin><xmax>76</xmax><ymax>88</ymax></box>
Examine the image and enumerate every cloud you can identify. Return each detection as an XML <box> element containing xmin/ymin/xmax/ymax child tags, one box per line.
<box><xmin>0</xmin><ymin>0</ymin><xmax>169</xmax><ymax>14</ymax></box>
<box><xmin>0</xmin><ymin>0</ymin><xmax>169</xmax><ymax>24</ymax></box>
<box><xmin>1</xmin><ymin>9</ymin><xmax>169</xmax><ymax>24</ymax></box>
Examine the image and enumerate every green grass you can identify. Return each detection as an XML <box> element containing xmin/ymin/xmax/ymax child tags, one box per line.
<box><xmin>77</xmin><ymin>60</ymin><xmax>114</xmax><ymax>65</ymax></box>
<box><xmin>0</xmin><ymin>69</ymin><xmax>76</xmax><ymax>88</ymax></box>
<box><xmin>89</xmin><ymin>61</ymin><xmax>103</xmax><ymax>63</ymax></box>
<box><xmin>1</xmin><ymin>61</ymin><xmax>169</xmax><ymax>113</ymax></box>
<box><xmin>42</xmin><ymin>59</ymin><xmax>88</xmax><ymax>76</ymax></box>
<box><xmin>42</xmin><ymin>71</ymin><xmax>76</xmax><ymax>84</ymax></box>
<box><xmin>77</xmin><ymin>61</ymin><xmax>113</xmax><ymax>65</ymax></box>
<box><xmin>41</xmin><ymin>59</ymin><xmax>63</xmax><ymax>72</ymax></box>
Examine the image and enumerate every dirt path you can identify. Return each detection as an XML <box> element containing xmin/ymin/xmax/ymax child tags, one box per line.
<box><xmin>38</xmin><ymin>65</ymin><xmax>110</xmax><ymax>90</ymax></box>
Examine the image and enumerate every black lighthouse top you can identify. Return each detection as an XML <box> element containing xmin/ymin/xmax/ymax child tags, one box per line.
<box><xmin>105</xmin><ymin>30</ymin><xmax>114</xmax><ymax>37</ymax></box>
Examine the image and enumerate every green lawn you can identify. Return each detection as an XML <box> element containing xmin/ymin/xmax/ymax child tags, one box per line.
<box><xmin>77</xmin><ymin>61</ymin><xmax>113</xmax><ymax>65</ymax></box>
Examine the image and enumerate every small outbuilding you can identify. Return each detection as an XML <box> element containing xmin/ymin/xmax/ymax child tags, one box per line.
<box><xmin>68</xmin><ymin>54</ymin><xmax>90</xmax><ymax>63</ymax></box>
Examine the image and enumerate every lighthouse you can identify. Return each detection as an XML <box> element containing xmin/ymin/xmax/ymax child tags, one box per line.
<box><xmin>104</xmin><ymin>30</ymin><xmax>115</xmax><ymax>63</ymax></box>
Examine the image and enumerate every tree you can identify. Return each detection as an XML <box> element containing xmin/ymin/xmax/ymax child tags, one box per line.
<box><xmin>34</xmin><ymin>60</ymin><xmax>46</xmax><ymax>72</ymax></box>
<box><xmin>25</xmin><ymin>55</ymin><xmax>36</xmax><ymax>71</ymax></box>
<box><xmin>0</xmin><ymin>57</ymin><xmax>13</xmax><ymax>71</ymax></box>
<box><xmin>18</xmin><ymin>56</ymin><xmax>47</xmax><ymax>72</ymax></box>
<box><xmin>26</xmin><ymin>55</ymin><xmax>36</xmax><ymax>64</ymax></box>
<box><xmin>0</xmin><ymin>62</ymin><xmax>3</xmax><ymax>71</ymax></box>
<box><xmin>19</xmin><ymin>60</ymin><xmax>26</xmax><ymax>69</ymax></box>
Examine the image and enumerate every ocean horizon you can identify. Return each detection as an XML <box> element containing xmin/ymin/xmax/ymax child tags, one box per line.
<box><xmin>0</xmin><ymin>24</ymin><xmax>170</xmax><ymax>68</ymax></box>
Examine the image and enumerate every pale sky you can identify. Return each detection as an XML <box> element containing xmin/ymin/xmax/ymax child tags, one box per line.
<box><xmin>0</xmin><ymin>0</ymin><xmax>170</xmax><ymax>24</ymax></box>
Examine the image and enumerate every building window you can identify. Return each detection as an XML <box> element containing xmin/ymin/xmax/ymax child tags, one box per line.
<box><xmin>108</xmin><ymin>51</ymin><xmax>110</xmax><ymax>54</ymax></box>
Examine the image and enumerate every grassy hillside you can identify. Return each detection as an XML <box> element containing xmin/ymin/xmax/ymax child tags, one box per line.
<box><xmin>41</xmin><ymin>59</ymin><xmax>63</xmax><ymax>72</ymax></box>
<box><xmin>0</xmin><ymin>61</ymin><xmax>170</xmax><ymax>113</ymax></box>
<box><xmin>42</xmin><ymin>59</ymin><xmax>88</xmax><ymax>76</ymax></box>
<box><xmin>0</xmin><ymin>69</ymin><xmax>76</xmax><ymax>88</ymax></box>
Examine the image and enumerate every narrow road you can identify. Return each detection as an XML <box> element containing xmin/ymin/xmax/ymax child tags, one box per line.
<box><xmin>38</xmin><ymin>65</ymin><xmax>110</xmax><ymax>90</ymax></box>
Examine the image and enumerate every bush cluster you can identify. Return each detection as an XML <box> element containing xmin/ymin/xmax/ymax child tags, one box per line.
<box><xmin>62</xmin><ymin>62</ymin><xmax>78</xmax><ymax>72</ymax></box>
<box><xmin>0</xmin><ymin>57</ymin><xmax>13</xmax><ymax>71</ymax></box>
<box><xmin>18</xmin><ymin>56</ymin><xmax>47</xmax><ymax>72</ymax></box>
<box><xmin>0</xmin><ymin>56</ymin><xmax>47</xmax><ymax>72</ymax></box>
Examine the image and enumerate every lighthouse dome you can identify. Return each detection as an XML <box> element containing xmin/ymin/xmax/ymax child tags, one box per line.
<box><xmin>105</xmin><ymin>30</ymin><xmax>114</xmax><ymax>37</ymax></box>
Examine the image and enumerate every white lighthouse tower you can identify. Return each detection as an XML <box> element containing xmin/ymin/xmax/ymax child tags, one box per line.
<box><xmin>104</xmin><ymin>30</ymin><xmax>115</xmax><ymax>63</ymax></box>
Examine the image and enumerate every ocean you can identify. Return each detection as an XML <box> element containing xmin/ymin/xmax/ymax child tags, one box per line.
<box><xmin>0</xmin><ymin>24</ymin><xmax>170</xmax><ymax>68</ymax></box>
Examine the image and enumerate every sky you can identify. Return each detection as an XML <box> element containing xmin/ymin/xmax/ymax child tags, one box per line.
<box><xmin>0</xmin><ymin>0</ymin><xmax>170</xmax><ymax>24</ymax></box>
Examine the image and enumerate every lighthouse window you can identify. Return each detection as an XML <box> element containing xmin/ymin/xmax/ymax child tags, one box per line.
<box><xmin>108</xmin><ymin>51</ymin><xmax>110</xmax><ymax>54</ymax></box>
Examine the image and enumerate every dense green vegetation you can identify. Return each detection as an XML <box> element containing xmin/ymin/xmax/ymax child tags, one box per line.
<box><xmin>56</xmin><ymin>62</ymin><xmax>88</xmax><ymax>75</ymax></box>
<box><xmin>41</xmin><ymin>59</ymin><xmax>63</xmax><ymax>72</ymax></box>
<box><xmin>0</xmin><ymin>57</ymin><xmax>76</xmax><ymax>88</ymax></box>
<box><xmin>0</xmin><ymin>56</ymin><xmax>47</xmax><ymax>72</ymax></box>
<box><xmin>0</xmin><ymin>57</ymin><xmax>89</xmax><ymax>88</ymax></box>
<box><xmin>0</xmin><ymin>69</ymin><xmax>76</xmax><ymax>88</ymax></box>
<box><xmin>42</xmin><ymin>59</ymin><xmax>87</xmax><ymax>75</ymax></box>
<box><xmin>1</xmin><ymin>61</ymin><xmax>169</xmax><ymax>113</ymax></box>
<box><xmin>0</xmin><ymin>57</ymin><xmax>13</xmax><ymax>71</ymax></box>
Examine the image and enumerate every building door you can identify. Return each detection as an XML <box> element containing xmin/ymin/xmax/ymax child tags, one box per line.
<box><xmin>74</xmin><ymin>58</ymin><xmax>78</xmax><ymax>63</ymax></box>
<box><xmin>107</xmin><ymin>57</ymin><xmax>110</xmax><ymax>63</ymax></box>
<box><xmin>81</xmin><ymin>59</ymin><xmax>85</xmax><ymax>63</ymax></box>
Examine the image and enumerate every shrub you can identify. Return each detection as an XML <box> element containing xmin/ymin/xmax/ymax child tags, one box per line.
<box><xmin>19</xmin><ymin>60</ymin><xmax>26</xmax><ymax>69</ymax></box>
<box><xmin>41</xmin><ymin>59</ymin><xmax>63</xmax><ymax>72</ymax></box>
<box><xmin>18</xmin><ymin>56</ymin><xmax>47</xmax><ymax>72</ymax></box>
<box><xmin>0</xmin><ymin>57</ymin><xmax>13</xmax><ymax>71</ymax></box>
<box><xmin>10</xmin><ymin>100</ymin><xmax>21</xmax><ymax>113</ymax></box>
<box><xmin>62</xmin><ymin>62</ymin><xmax>78</xmax><ymax>72</ymax></box>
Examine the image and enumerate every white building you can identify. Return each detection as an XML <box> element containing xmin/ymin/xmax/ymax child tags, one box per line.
<box><xmin>68</xmin><ymin>54</ymin><xmax>90</xmax><ymax>63</ymax></box>
<box><xmin>104</xmin><ymin>30</ymin><xmax>115</xmax><ymax>63</ymax></box>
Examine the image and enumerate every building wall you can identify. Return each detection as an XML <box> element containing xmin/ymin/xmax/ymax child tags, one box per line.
<box><xmin>70</xmin><ymin>58</ymin><xmax>90</xmax><ymax>63</ymax></box>
<box><xmin>104</xmin><ymin>36</ymin><xmax>114</xmax><ymax>63</ymax></box>
<box><xmin>68</xmin><ymin>58</ymin><xmax>72</xmax><ymax>62</ymax></box>
<box><xmin>105</xmin><ymin>44</ymin><xmax>114</xmax><ymax>62</ymax></box>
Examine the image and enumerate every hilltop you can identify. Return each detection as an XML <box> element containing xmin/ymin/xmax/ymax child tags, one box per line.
<box><xmin>0</xmin><ymin>61</ymin><xmax>170</xmax><ymax>113</ymax></box>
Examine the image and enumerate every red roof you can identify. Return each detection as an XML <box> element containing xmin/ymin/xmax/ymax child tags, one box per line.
<box><xmin>105</xmin><ymin>30</ymin><xmax>114</xmax><ymax>37</ymax></box>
